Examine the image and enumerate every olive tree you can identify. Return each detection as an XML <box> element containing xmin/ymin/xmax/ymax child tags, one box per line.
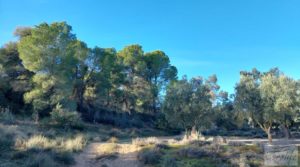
<box><xmin>163</xmin><ymin>76</ymin><xmax>216</xmax><ymax>136</ymax></box>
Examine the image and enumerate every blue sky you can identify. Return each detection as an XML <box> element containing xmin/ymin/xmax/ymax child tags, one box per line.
<box><xmin>1</xmin><ymin>0</ymin><xmax>300</xmax><ymax>93</ymax></box>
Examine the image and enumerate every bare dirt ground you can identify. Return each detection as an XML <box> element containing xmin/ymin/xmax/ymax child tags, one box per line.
<box><xmin>72</xmin><ymin>136</ymin><xmax>300</xmax><ymax>167</ymax></box>
<box><xmin>72</xmin><ymin>136</ymin><xmax>176</xmax><ymax>167</ymax></box>
<box><xmin>73</xmin><ymin>142</ymin><xmax>144</xmax><ymax>167</ymax></box>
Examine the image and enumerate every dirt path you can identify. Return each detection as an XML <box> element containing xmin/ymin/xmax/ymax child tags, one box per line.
<box><xmin>72</xmin><ymin>135</ymin><xmax>178</xmax><ymax>167</ymax></box>
<box><xmin>73</xmin><ymin>136</ymin><xmax>300</xmax><ymax>167</ymax></box>
<box><xmin>73</xmin><ymin>142</ymin><xmax>143</xmax><ymax>167</ymax></box>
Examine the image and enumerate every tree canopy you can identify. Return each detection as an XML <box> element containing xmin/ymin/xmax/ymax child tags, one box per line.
<box><xmin>1</xmin><ymin>22</ymin><xmax>300</xmax><ymax>142</ymax></box>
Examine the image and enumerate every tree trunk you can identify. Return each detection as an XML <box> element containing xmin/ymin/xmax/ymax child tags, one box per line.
<box><xmin>152</xmin><ymin>97</ymin><xmax>156</xmax><ymax>113</ymax></box>
<box><xmin>266</xmin><ymin>127</ymin><xmax>272</xmax><ymax>144</ymax></box>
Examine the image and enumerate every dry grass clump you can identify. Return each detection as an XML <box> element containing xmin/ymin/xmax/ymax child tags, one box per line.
<box><xmin>24</xmin><ymin>135</ymin><xmax>56</xmax><ymax>150</ymax></box>
<box><xmin>107</xmin><ymin>136</ymin><xmax>119</xmax><ymax>143</ymax></box>
<box><xmin>101</xmin><ymin>143</ymin><xmax>119</xmax><ymax>154</ymax></box>
<box><xmin>15</xmin><ymin>134</ymin><xmax>86</xmax><ymax>153</ymax></box>
<box><xmin>63</xmin><ymin>135</ymin><xmax>87</xmax><ymax>152</ymax></box>
<box><xmin>132</xmin><ymin>137</ymin><xmax>159</xmax><ymax>146</ymax></box>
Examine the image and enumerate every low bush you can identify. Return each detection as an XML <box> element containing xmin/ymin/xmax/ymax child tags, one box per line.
<box><xmin>162</xmin><ymin>157</ymin><xmax>178</xmax><ymax>167</ymax></box>
<box><xmin>52</xmin><ymin>151</ymin><xmax>75</xmax><ymax>165</ymax></box>
<box><xmin>176</xmin><ymin>147</ymin><xmax>210</xmax><ymax>158</ymax></box>
<box><xmin>155</xmin><ymin>143</ymin><xmax>170</xmax><ymax>150</ymax></box>
<box><xmin>137</xmin><ymin>148</ymin><xmax>162</xmax><ymax>165</ymax></box>
<box><xmin>0</xmin><ymin>127</ymin><xmax>14</xmax><ymax>152</ymax></box>
<box><xmin>10</xmin><ymin>151</ymin><xmax>28</xmax><ymax>160</ymax></box>
<box><xmin>50</xmin><ymin>105</ymin><xmax>84</xmax><ymax>130</ymax></box>
<box><xmin>25</xmin><ymin>153</ymin><xmax>59</xmax><ymax>167</ymax></box>
<box><xmin>0</xmin><ymin>109</ymin><xmax>15</xmax><ymax>124</ymax></box>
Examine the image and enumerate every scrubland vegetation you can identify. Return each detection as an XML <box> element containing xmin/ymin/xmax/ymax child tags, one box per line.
<box><xmin>1</xmin><ymin>21</ymin><xmax>300</xmax><ymax>166</ymax></box>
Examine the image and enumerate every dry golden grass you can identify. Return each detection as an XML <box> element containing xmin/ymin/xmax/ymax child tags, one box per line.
<box><xmin>63</xmin><ymin>134</ymin><xmax>87</xmax><ymax>152</ymax></box>
<box><xmin>132</xmin><ymin>137</ymin><xmax>159</xmax><ymax>146</ymax></box>
<box><xmin>15</xmin><ymin>134</ymin><xmax>87</xmax><ymax>152</ymax></box>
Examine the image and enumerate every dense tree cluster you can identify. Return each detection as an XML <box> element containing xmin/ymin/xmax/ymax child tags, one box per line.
<box><xmin>1</xmin><ymin>22</ymin><xmax>177</xmax><ymax>122</ymax></box>
<box><xmin>1</xmin><ymin>22</ymin><xmax>300</xmax><ymax>142</ymax></box>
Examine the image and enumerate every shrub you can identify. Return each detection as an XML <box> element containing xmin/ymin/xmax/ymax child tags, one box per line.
<box><xmin>176</xmin><ymin>147</ymin><xmax>209</xmax><ymax>158</ymax></box>
<box><xmin>155</xmin><ymin>143</ymin><xmax>170</xmax><ymax>150</ymax></box>
<box><xmin>137</xmin><ymin>149</ymin><xmax>162</xmax><ymax>165</ymax></box>
<box><xmin>25</xmin><ymin>153</ymin><xmax>59</xmax><ymax>167</ymax></box>
<box><xmin>162</xmin><ymin>157</ymin><xmax>178</xmax><ymax>167</ymax></box>
<box><xmin>52</xmin><ymin>151</ymin><xmax>75</xmax><ymax>165</ymax></box>
<box><xmin>0</xmin><ymin>127</ymin><xmax>14</xmax><ymax>152</ymax></box>
<box><xmin>10</xmin><ymin>151</ymin><xmax>28</xmax><ymax>160</ymax></box>
<box><xmin>50</xmin><ymin>104</ymin><xmax>83</xmax><ymax>129</ymax></box>
<box><xmin>0</xmin><ymin>109</ymin><xmax>15</xmax><ymax>124</ymax></box>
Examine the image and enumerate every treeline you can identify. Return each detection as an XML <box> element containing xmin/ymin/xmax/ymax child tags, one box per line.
<box><xmin>0</xmin><ymin>22</ymin><xmax>300</xmax><ymax>143</ymax></box>
<box><xmin>1</xmin><ymin>22</ymin><xmax>177</xmax><ymax>121</ymax></box>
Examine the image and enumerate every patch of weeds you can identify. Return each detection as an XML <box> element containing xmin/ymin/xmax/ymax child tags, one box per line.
<box><xmin>25</xmin><ymin>152</ymin><xmax>59</xmax><ymax>167</ymax></box>
<box><xmin>162</xmin><ymin>157</ymin><xmax>178</xmax><ymax>167</ymax></box>
<box><xmin>10</xmin><ymin>151</ymin><xmax>28</xmax><ymax>160</ymax></box>
<box><xmin>0</xmin><ymin>110</ymin><xmax>15</xmax><ymax>124</ymax></box>
<box><xmin>52</xmin><ymin>151</ymin><xmax>75</xmax><ymax>165</ymax></box>
<box><xmin>155</xmin><ymin>143</ymin><xmax>170</xmax><ymax>150</ymax></box>
<box><xmin>137</xmin><ymin>148</ymin><xmax>163</xmax><ymax>165</ymax></box>
<box><xmin>0</xmin><ymin>127</ymin><xmax>14</xmax><ymax>152</ymax></box>
<box><xmin>176</xmin><ymin>147</ymin><xmax>211</xmax><ymax>159</ymax></box>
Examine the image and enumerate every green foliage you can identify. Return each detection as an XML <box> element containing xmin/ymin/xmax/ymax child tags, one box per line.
<box><xmin>137</xmin><ymin>148</ymin><xmax>163</xmax><ymax>165</ymax></box>
<box><xmin>117</xmin><ymin>45</ymin><xmax>177</xmax><ymax>113</ymax></box>
<box><xmin>163</xmin><ymin>76</ymin><xmax>216</xmax><ymax>132</ymax></box>
<box><xmin>176</xmin><ymin>147</ymin><xmax>210</xmax><ymax>158</ymax></box>
<box><xmin>25</xmin><ymin>153</ymin><xmax>59</xmax><ymax>167</ymax></box>
<box><xmin>52</xmin><ymin>151</ymin><xmax>75</xmax><ymax>165</ymax></box>
<box><xmin>0</xmin><ymin>109</ymin><xmax>15</xmax><ymax>124</ymax></box>
<box><xmin>50</xmin><ymin>104</ymin><xmax>83</xmax><ymax>129</ymax></box>
<box><xmin>0</xmin><ymin>126</ymin><xmax>14</xmax><ymax>152</ymax></box>
<box><xmin>10</xmin><ymin>22</ymin><xmax>179</xmax><ymax>121</ymax></box>
<box><xmin>3</xmin><ymin>21</ymin><xmax>300</xmax><ymax>145</ymax></box>
<box><xmin>0</xmin><ymin>42</ymin><xmax>32</xmax><ymax>113</ymax></box>
<box><xmin>143</xmin><ymin>50</ymin><xmax>177</xmax><ymax>112</ymax></box>
<box><xmin>18</xmin><ymin>22</ymin><xmax>81</xmax><ymax>120</ymax></box>
<box><xmin>162</xmin><ymin>157</ymin><xmax>178</xmax><ymax>167</ymax></box>
<box><xmin>234</xmin><ymin>68</ymin><xmax>300</xmax><ymax>142</ymax></box>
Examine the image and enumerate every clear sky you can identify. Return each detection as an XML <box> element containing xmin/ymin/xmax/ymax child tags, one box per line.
<box><xmin>1</xmin><ymin>0</ymin><xmax>300</xmax><ymax>93</ymax></box>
